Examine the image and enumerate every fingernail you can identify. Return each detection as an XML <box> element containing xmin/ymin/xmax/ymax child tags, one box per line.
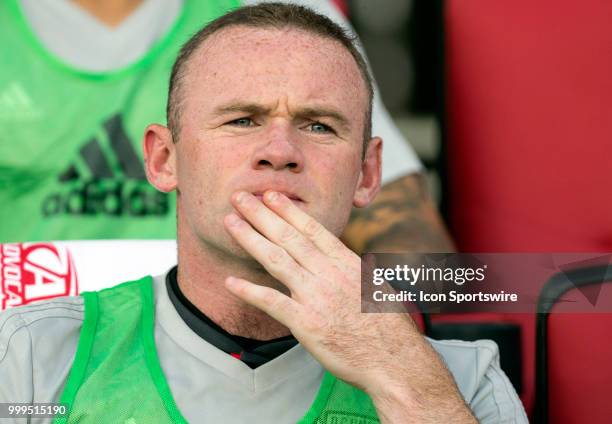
<box><xmin>226</xmin><ymin>276</ymin><xmax>242</xmax><ymax>289</ymax></box>
<box><xmin>236</xmin><ymin>191</ymin><xmax>248</xmax><ymax>204</ymax></box>
<box><xmin>266</xmin><ymin>191</ymin><xmax>278</xmax><ymax>202</ymax></box>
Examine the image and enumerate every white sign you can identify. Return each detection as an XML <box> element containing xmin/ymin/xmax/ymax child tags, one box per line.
<box><xmin>0</xmin><ymin>240</ymin><xmax>177</xmax><ymax>310</ymax></box>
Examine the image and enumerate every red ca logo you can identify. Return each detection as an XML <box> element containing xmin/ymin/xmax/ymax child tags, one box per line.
<box><xmin>0</xmin><ymin>243</ymin><xmax>79</xmax><ymax>310</ymax></box>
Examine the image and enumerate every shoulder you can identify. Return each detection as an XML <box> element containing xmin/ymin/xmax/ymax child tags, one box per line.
<box><xmin>0</xmin><ymin>296</ymin><xmax>84</xmax><ymax>403</ymax></box>
<box><xmin>0</xmin><ymin>295</ymin><xmax>84</xmax><ymax>346</ymax></box>
<box><xmin>427</xmin><ymin>338</ymin><xmax>528</xmax><ymax>423</ymax></box>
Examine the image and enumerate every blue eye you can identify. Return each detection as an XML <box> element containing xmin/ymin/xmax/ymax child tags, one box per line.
<box><xmin>229</xmin><ymin>118</ymin><xmax>254</xmax><ymax>127</ymax></box>
<box><xmin>309</xmin><ymin>122</ymin><xmax>333</xmax><ymax>133</ymax></box>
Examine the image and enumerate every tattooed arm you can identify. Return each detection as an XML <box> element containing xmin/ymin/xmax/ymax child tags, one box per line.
<box><xmin>342</xmin><ymin>173</ymin><xmax>455</xmax><ymax>254</ymax></box>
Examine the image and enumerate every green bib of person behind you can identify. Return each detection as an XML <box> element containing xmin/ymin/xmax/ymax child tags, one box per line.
<box><xmin>52</xmin><ymin>277</ymin><xmax>380</xmax><ymax>423</ymax></box>
<box><xmin>0</xmin><ymin>0</ymin><xmax>240</xmax><ymax>242</ymax></box>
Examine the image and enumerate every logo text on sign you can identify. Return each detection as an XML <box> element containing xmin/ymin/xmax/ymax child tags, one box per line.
<box><xmin>0</xmin><ymin>243</ymin><xmax>79</xmax><ymax>310</ymax></box>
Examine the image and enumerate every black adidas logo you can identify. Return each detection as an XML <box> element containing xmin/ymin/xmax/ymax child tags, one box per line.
<box><xmin>42</xmin><ymin>115</ymin><xmax>169</xmax><ymax>217</ymax></box>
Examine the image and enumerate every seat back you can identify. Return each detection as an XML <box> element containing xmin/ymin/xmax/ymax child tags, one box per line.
<box><xmin>443</xmin><ymin>0</ymin><xmax>612</xmax><ymax>416</ymax></box>
<box><xmin>445</xmin><ymin>0</ymin><xmax>612</xmax><ymax>251</ymax></box>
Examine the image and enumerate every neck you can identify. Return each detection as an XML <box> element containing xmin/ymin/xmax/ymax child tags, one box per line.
<box><xmin>71</xmin><ymin>0</ymin><xmax>144</xmax><ymax>27</ymax></box>
<box><xmin>176</xmin><ymin>220</ymin><xmax>292</xmax><ymax>341</ymax></box>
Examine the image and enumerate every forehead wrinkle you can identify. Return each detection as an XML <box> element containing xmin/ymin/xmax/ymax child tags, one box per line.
<box><xmin>213</xmin><ymin>102</ymin><xmax>271</xmax><ymax>116</ymax></box>
<box><xmin>212</xmin><ymin>100</ymin><xmax>351</xmax><ymax>128</ymax></box>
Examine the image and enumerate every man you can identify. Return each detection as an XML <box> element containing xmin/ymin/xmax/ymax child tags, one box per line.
<box><xmin>0</xmin><ymin>4</ymin><xmax>526</xmax><ymax>423</ymax></box>
<box><xmin>0</xmin><ymin>0</ymin><xmax>453</xmax><ymax>256</ymax></box>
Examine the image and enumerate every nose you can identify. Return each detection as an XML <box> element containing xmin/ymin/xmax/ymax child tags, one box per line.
<box><xmin>251</xmin><ymin>125</ymin><xmax>305</xmax><ymax>173</ymax></box>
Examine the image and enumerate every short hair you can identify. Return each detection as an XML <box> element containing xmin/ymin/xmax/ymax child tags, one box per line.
<box><xmin>166</xmin><ymin>2</ymin><xmax>374</xmax><ymax>153</ymax></box>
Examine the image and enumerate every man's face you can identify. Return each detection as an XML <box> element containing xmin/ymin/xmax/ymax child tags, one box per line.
<box><xmin>173</xmin><ymin>26</ymin><xmax>376</xmax><ymax>257</ymax></box>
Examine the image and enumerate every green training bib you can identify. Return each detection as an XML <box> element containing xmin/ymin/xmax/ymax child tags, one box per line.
<box><xmin>0</xmin><ymin>0</ymin><xmax>238</xmax><ymax>242</ymax></box>
<box><xmin>54</xmin><ymin>277</ymin><xmax>380</xmax><ymax>423</ymax></box>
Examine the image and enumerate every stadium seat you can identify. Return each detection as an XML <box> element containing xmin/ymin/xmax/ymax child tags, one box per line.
<box><xmin>441</xmin><ymin>0</ymin><xmax>612</xmax><ymax>416</ymax></box>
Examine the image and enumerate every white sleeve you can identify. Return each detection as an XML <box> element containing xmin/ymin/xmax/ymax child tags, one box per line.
<box><xmin>241</xmin><ymin>0</ymin><xmax>424</xmax><ymax>184</ymax></box>
<box><xmin>0</xmin><ymin>298</ymin><xmax>84</xmax><ymax>423</ymax></box>
<box><xmin>469</xmin><ymin>341</ymin><xmax>528</xmax><ymax>423</ymax></box>
<box><xmin>0</xmin><ymin>309</ymin><xmax>32</xmax><ymax>423</ymax></box>
<box><xmin>431</xmin><ymin>339</ymin><xmax>529</xmax><ymax>423</ymax></box>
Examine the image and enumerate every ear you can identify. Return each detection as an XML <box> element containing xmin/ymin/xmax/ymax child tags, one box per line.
<box><xmin>143</xmin><ymin>124</ymin><xmax>177</xmax><ymax>193</ymax></box>
<box><xmin>353</xmin><ymin>137</ymin><xmax>382</xmax><ymax>208</ymax></box>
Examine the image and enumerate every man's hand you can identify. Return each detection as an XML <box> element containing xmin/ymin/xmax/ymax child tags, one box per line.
<box><xmin>223</xmin><ymin>190</ymin><xmax>475</xmax><ymax>423</ymax></box>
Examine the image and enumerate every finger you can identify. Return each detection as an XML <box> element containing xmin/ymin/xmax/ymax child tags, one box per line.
<box><xmin>262</xmin><ymin>191</ymin><xmax>351</xmax><ymax>260</ymax></box>
<box><xmin>231</xmin><ymin>191</ymin><xmax>327</xmax><ymax>272</ymax></box>
<box><xmin>224</xmin><ymin>276</ymin><xmax>301</xmax><ymax>328</ymax></box>
<box><xmin>224</xmin><ymin>213</ymin><xmax>310</xmax><ymax>295</ymax></box>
